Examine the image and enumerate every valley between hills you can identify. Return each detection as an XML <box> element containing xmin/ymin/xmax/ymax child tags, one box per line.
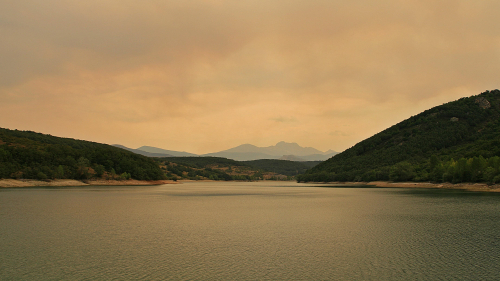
<box><xmin>1</xmin><ymin>90</ymin><xmax>500</xmax><ymax>192</ymax></box>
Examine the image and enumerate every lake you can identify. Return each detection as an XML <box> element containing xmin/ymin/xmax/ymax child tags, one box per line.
<box><xmin>1</xmin><ymin>181</ymin><xmax>499</xmax><ymax>280</ymax></box>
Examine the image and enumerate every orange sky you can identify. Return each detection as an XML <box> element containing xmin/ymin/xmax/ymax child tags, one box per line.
<box><xmin>1</xmin><ymin>0</ymin><xmax>499</xmax><ymax>154</ymax></box>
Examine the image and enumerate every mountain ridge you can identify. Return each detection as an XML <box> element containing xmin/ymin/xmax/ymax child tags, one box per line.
<box><xmin>112</xmin><ymin>144</ymin><xmax>174</xmax><ymax>158</ymax></box>
<box><xmin>221</xmin><ymin>141</ymin><xmax>329</xmax><ymax>156</ymax></box>
<box><xmin>204</xmin><ymin>141</ymin><xmax>337</xmax><ymax>161</ymax></box>
<box><xmin>137</xmin><ymin>146</ymin><xmax>198</xmax><ymax>157</ymax></box>
<box><xmin>114</xmin><ymin>142</ymin><xmax>337</xmax><ymax>161</ymax></box>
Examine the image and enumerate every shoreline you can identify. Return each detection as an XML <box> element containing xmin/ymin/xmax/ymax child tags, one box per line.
<box><xmin>313</xmin><ymin>181</ymin><xmax>500</xmax><ymax>192</ymax></box>
<box><xmin>0</xmin><ymin>179</ymin><xmax>179</xmax><ymax>188</ymax></box>
<box><xmin>2</xmin><ymin>178</ymin><xmax>500</xmax><ymax>193</ymax></box>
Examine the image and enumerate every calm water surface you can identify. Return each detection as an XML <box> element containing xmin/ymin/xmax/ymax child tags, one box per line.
<box><xmin>1</xmin><ymin>182</ymin><xmax>499</xmax><ymax>280</ymax></box>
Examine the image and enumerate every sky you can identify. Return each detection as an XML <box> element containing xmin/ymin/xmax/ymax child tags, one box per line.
<box><xmin>1</xmin><ymin>0</ymin><xmax>499</xmax><ymax>154</ymax></box>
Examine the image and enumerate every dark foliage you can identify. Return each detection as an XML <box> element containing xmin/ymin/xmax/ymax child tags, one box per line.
<box><xmin>157</xmin><ymin>157</ymin><xmax>261</xmax><ymax>181</ymax></box>
<box><xmin>300</xmin><ymin>161</ymin><xmax>322</xmax><ymax>168</ymax></box>
<box><xmin>156</xmin><ymin>157</ymin><xmax>296</xmax><ymax>180</ymax></box>
<box><xmin>159</xmin><ymin>157</ymin><xmax>247</xmax><ymax>168</ymax></box>
<box><xmin>298</xmin><ymin>90</ymin><xmax>500</xmax><ymax>183</ymax></box>
<box><xmin>243</xmin><ymin>159</ymin><xmax>311</xmax><ymax>176</ymax></box>
<box><xmin>0</xmin><ymin>128</ymin><xmax>165</xmax><ymax>180</ymax></box>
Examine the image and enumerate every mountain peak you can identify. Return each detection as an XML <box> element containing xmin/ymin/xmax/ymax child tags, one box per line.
<box><xmin>235</xmin><ymin>143</ymin><xmax>259</xmax><ymax>148</ymax></box>
<box><xmin>276</xmin><ymin>141</ymin><xmax>298</xmax><ymax>146</ymax></box>
<box><xmin>217</xmin><ymin>141</ymin><xmax>326</xmax><ymax>157</ymax></box>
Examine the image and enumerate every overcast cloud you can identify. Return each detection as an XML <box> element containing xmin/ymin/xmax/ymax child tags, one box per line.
<box><xmin>1</xmin><ymin>0</ymin><xmax>499</xmax><ymax>153</ymax></box>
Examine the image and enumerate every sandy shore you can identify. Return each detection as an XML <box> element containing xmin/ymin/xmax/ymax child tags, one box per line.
<box><xmin>0</xmin><ymin>179</ymin><xmax>178</xmax><ymax>188</ymax></box>
<box><xmin>2</xmin><ymin>179</ymin><xmax>499</xmax><ymax>192</ymax></box>
<box><xmin>314</xmin><ymin>181</ymin><xmax>500</xmax><ymax>192</ymax></box>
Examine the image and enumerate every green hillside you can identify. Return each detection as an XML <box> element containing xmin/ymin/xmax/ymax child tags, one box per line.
<box><xmin>0</xmin><ymin>128</ymin><xmax>165</xmax><ymax>180</ymax></box>
<box><xmin>157</xmin><ymin>157</ymin><xmax>257</xmax><ymax>181</ymax></box>
<box><xmin>157</xmin><ymin>157</ymin><xmax>300</xmax><ymax>180</ymax></box>
<box><xmin>243</xmin><ymin>159</ymin><xmax>311</xmax><ymax>176</ymax></box>
<box><xmin>157</xmin><ymin>157</ymin><xmax>312</xmax><ymax>180</ymax></box>
<box><xmin>298</xmin><ymin>90</ymin><xmax>500</xmax><ymax>184</ymax></box>
<box><xmin>159</xmin><ymin>156</ymin><xmax>245</xmax><ymax>168</ymax></box>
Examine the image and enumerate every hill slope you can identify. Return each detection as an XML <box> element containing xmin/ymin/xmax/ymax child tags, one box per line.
<box><xmin>113</xmin><ymin>144</ymin><xmax>174</xmax><ymax>157</ymax></box>
<box><xmin>243</xmin><ymin>159</ymin><xmax>312</xmax><ymax>176</ymax></box>
<box><xmin>157</xmin><ymin>157</ymin><xmax>301</xmax><ymax>180</ymax></box>
<box><xmin>137</xmin><ymin>146</ymin><xmax>198</xmax><ymax>157</ymax></box>
<box><xmin>0</xmin><ymin>128</ymin><xmax>165</xmax><ymax>180</ymax></box>
<box><xmin>298</xmin><ymin>90</ymin><xmax>500</xmax><ymax>183</ymax></box>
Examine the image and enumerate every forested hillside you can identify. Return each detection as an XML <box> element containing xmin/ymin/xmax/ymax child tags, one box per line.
<box><xmin>243</xmin><ymin>159</ymin><xmax>311</xmax><ymax>176</ymax></box>
<box><xmin>157</xmin><ymin>157</ymin><xmax>254</xmax><ymax>181</ymax></box>
<box><xmin>157</xmin><ymin>157</ymin><xmax>304</xmax><ymax>180</ymax></box>
<box><xmin>0</xmin><ymin>128</ymin><xmax>313</xmax><ymax>182</ymax></box>
<box><xmin>298</xmin><ymin>90</ymin><xmax>500</xmax><ymax>183</ymax></box>
<box><xmin>0</xmin><ymin>128</ymin><xmax>165</xmax><ymax>180</ymax></box>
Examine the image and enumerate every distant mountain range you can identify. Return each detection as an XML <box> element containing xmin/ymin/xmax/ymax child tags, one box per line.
<box><xmin>203</xmin><ymin>141</ymin><xmax>337</xmax><ymax>161</ymax></box>
<box><xmin>0</xmin><ymin>127</ymin><xmax>320</xmax><ymax>181</ymax></box>
<box><xmin>136</xmin><ymin>146</ymin><xmax>198</xmax><ymax>157</ymax></box>
<box><xmin>0</xmin><ymin>128</ymin><xmax>165</xmax><ymax>180</ymax></box>
<box><xmin>113</xmin><ymin>141</ymin><xmax>338</xmax><ymax>161</ymax></box>
<box><xmin>112</xmin><ymin>145</ymin><xmax>174</xmax><ymax>157</ymax></box>
<box><xmin>112</xmin><ymin>145</ymin><xmax>197</xmax><ymax>157</ymax></box>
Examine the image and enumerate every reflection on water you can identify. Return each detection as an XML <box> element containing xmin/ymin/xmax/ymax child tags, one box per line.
<box><xmin>1</xmin><ymin>182</ymin><xmax>499</xmax><ymax>280</ymax></box>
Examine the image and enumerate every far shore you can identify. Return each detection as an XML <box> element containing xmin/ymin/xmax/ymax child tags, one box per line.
<box><xmin>2</xmin><ymin>179</ymin><xmax>500</xmax><ymax>193</ymax></box>
<box><xmin>312</xmin><ymin>181</ymin><xmax>500</xmax><ymax>192</ymax></box>
<box><xmin>0</xmin><ymin>179</ymin><xmax>179</xmax><ymax>188</ymax></box>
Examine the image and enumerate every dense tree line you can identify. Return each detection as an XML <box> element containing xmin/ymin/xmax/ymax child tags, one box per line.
<box><xmin>0</xmin><ymin>128</ymin><xmax>165</xmax><ymax>180</ymax></box>
<box><xmin>159</xmin><ymin>160</ymin><xmax>261</xmax><ymax>181</ymax></box>
<box><xmin>0</xmin><ymin>129</ymin><xmax>308</xmax><ymax>182</ymax></box>
<box><xmin>157</xmin><ymin>157</ymin><xmax>305</xmax><ymax>180</ymax></box>
<box><xmin>300</xmin><ymin>161</ymin><xmax>322</xmax><ymax>168</ymax></box>
<box><xmin>298</xmin><ymin>155</ymin><xmax>500</xmax><ymax>184</ymax></box>
<box><xmin>159</xmin><ymin>157</ymin><xmax>318</xmax><ymax>177</ymax></box>
<box><xmin>243</xmin><ymin>159</ymin><xmax>312</xmax><ymax>176</ymax></box>
<box><xmin>298</xmin><ymin>90</ymin><xmax>500</xmax><ymax>184</ymax></box>
<box><xmin>159</xmin><ymin>157</ymin><xmax>247</xmax><ymax>169</ymax></box>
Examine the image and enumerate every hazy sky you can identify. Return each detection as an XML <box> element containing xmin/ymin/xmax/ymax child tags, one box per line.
<box><xmin>1</xmin><ymin>0</ymin><xmax>499</xmax><ymax>154</ymax></box>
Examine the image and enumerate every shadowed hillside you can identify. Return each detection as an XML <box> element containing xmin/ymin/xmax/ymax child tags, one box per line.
<box><xmin>157</xmin><ymin>157</ymin><xmax>295</xmax><ymax>181</ymax></box>
<box><xmin>0</xmin><ymin>128</ymin><xmax>166</xmax><ymax>180</ymax></box>
<box><xmin>243</xmin><ymin>159</ymin><xmax>312</xmax><ymax>176</ymax></box>
<box><xmin>298</xmin><ymin>90</ymin><xmax>500</xmax><ymax>183</ymax></box>
<box><xmin>156</xmin><ymin>157</ymin><xmax>314</xmax><ymax>180</ymax></box>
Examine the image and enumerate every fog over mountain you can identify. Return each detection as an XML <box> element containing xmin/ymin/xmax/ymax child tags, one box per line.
<box><xmin>3</xmin><ymin>1</ymin><xmax>499</xmax><ymax>155</ymax></box>
<box><xmin>221</xmin><ymin>141</ymin><xmax>324</xmax><ymax>156</ymax></box>
<box><xmin>112</xmin><ymin>145</ymin><xmax>174</xmax><ymax>158</ymax></box>
<box><xmin>114</xmin><ymin>142</ymin><xmax>338</xmax><ymax>161</ymax></box>
<box><xmin>203</xmin><ymin>141</ymin><xmax>337</xmax><ymax>161</ymax></box>
<box><xmin>137</xmin><ymin>146</ymin><xmax>198</xmax><ymax>157</ymax></box>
